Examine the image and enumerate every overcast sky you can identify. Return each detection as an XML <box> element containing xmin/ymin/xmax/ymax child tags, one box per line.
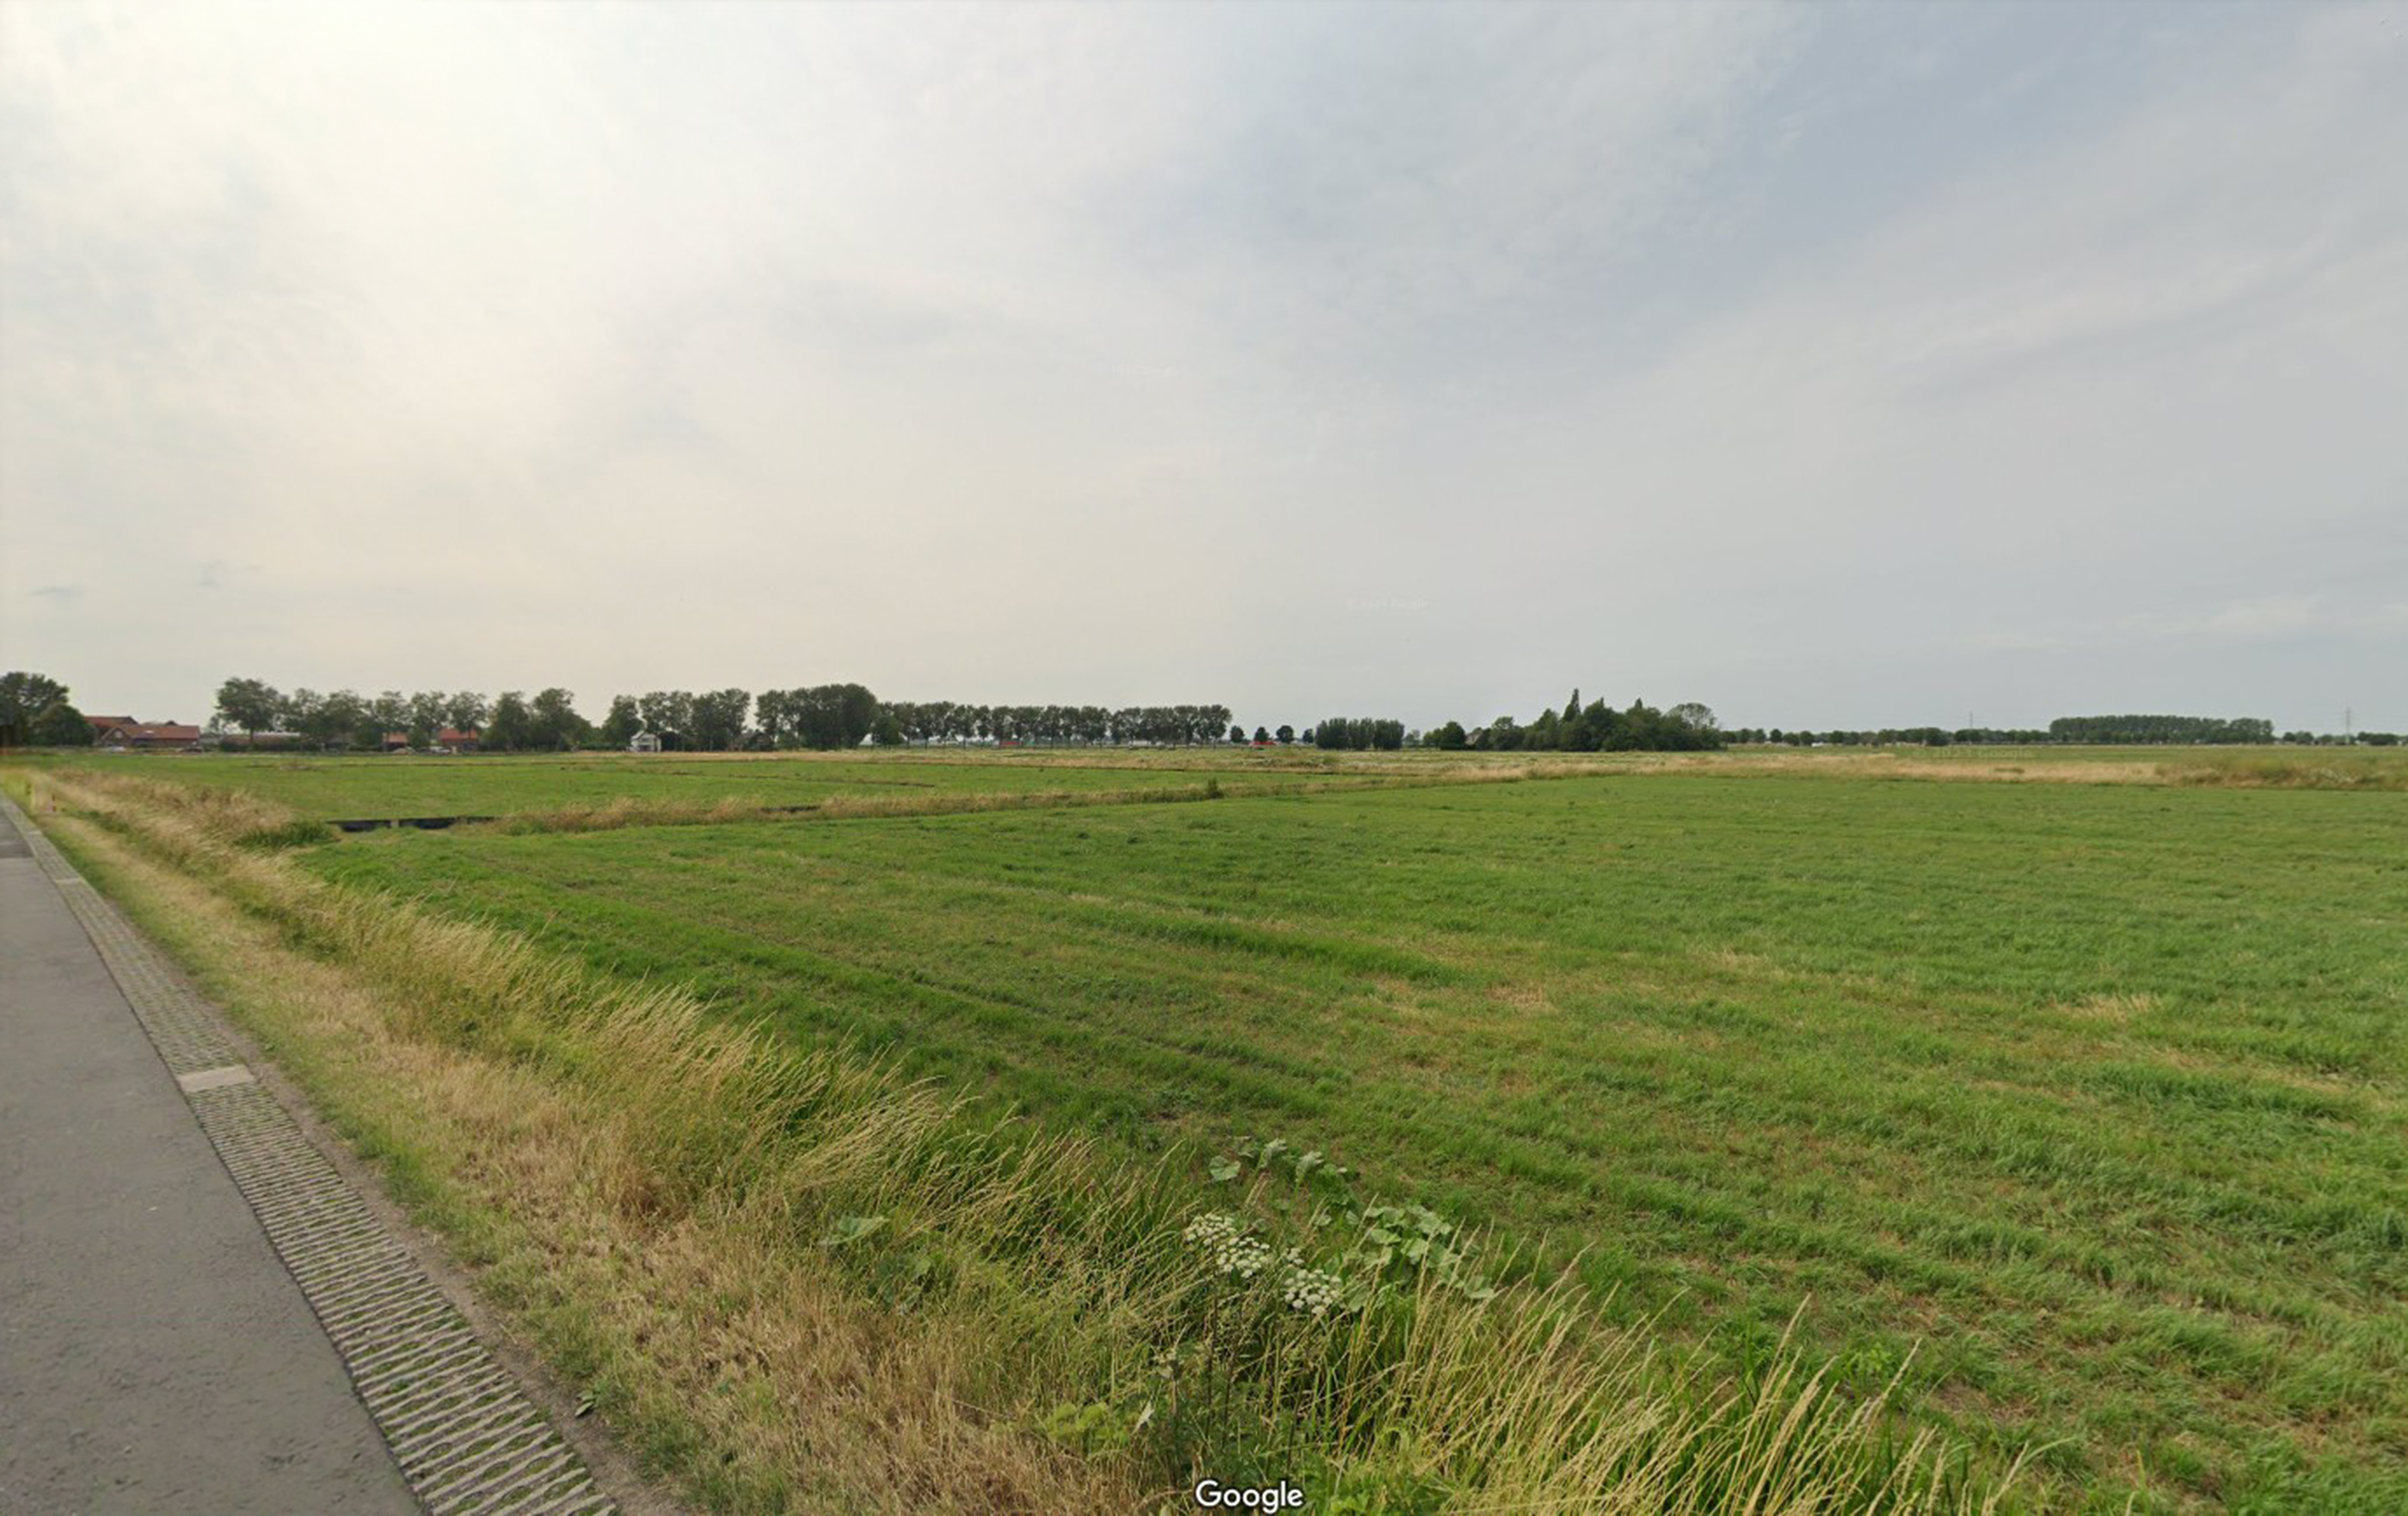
<box><xmin>3</xmin><ymin>2</ymin><xmax>2402</xmax><ymax>733</ymax></box>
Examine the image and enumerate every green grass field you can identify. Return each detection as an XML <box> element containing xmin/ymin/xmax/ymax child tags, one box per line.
<box><xmin>271</xmin><ymin>763</ymin><xmax>2408</xmax><ymax>1508</ymax></box>
<box><xmin>32</xmin><ymin>749</ymin><xmax>1385</xmax><ymax>819</ymax></box>
<box><xmin>18</xmin><ymin>746</ymin><xmax>2405</xmax><ymax>1507</ymax></box>
<box><xmin>38</xmin><ymin>743</ymin><xmax>2402</xmax><ymax>826</ymax></box>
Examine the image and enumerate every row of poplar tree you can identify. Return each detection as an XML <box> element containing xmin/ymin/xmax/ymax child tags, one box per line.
<box><xmin>204</xmin><ymin>679</ymin><xmax>1244</xmax><ymax>752</ymax></box>
<box><xmin>206</xmin><ymin>679</ymin><xmax>903</xmax><ymax>752</ymax></box>
<box><xmin>882</xmin><ymin>703</ymin><xmax>1235</xmax><ymax>746</ymax></box>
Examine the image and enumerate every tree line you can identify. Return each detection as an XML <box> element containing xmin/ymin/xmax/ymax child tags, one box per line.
<box><xmin>2046</xmin><ymin>715</ymin><xmax>2276</xmax><ymax>745</ymax></box>
<box><xmin>10</xmin><ymin>671</ymin><xmax>2393</xmax><ymax>753</ymax></box>
<box><xmin>1724</xmin><ymin>726</ymin><xmax>2048</xmax><ymax>747</ymax></box>
<box><xmin>205</xmin><ymin>680</ymin><xmax>878</xmax><ymax>753</ymax></box>
<box><xmin>198</xmin><ymin>678</ymin><xmax>1247</xmax><ymax>753</ymax></box>
<box><xmin>210</xmin><ymin>678</ymin><xmax>573</xmax><ymax>751</ymax></box>
<box><xmin>883</xmin><ymin>703</ymin><xmax>1236</xmax><ymax>747</ymax></box>
<box><xmin>0</xmin><ymin>671</ymin><xmax>93</xmax><ymax>746</ymax></box>
<box><xmin>1423</xmin><ymin>692</ymin><xmax>1725</xmax><ymax>752</ymax></box>
<box><xmin>593</xmin><ymin>686</ymin><xmax>886</xmax><ymax>752</ymax></box>
<box><xmin>1691</xmin><ymin>716</ymin><xmax>2399</xmax><ymax>747</ymax></box>
<box><xmin>1306</xmin><ymin>717</ymin><xmax>1409</xmax><ymax>751</ymax></box>
<box><xmin>1670</xmin><ymin>717</ymin><xmax>2363</xmax><ymax>747</ymax></box>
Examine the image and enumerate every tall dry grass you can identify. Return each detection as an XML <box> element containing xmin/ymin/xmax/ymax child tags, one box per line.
<box><xmin>9</xmin><ymin>765</ymin><xmax>2035</xmax><ymax>1513</ymax></box>
<box><xmin>2155</xmin><ymin>752</ymin><xmax>2408</xmax><ymax>791</ymax></box>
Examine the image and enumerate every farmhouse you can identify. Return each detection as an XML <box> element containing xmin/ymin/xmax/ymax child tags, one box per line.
<box><xmin>629</xmin><ymin>730</ymin><xmax>662</xmax><ymax>753</ymax></box>
<box><xmin>92</xmin><ymin>720</ymin><xmax>203</xmax><ymax>751</ymax></box>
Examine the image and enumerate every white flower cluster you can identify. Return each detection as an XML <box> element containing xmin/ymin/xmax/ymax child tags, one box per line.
<box><xmin>1184</xmin><ymin>1212</ymin><xmax>1272</xmax><ymax>1278</ymax></box>
<box><xmin>1283</xmin><ymin>1265</ymin><xmax>1345</xmax><ymax>1317</ymax></box>
<box><xmin>1186</xmin><ymin>1215</ymin><xmax>1349</xmax><ymax>1315</ymax></box>
<box><xmin>1182</xmin><ymin>1212</ymin><xmax>1238</xmax><ymax>1248</ymax></box>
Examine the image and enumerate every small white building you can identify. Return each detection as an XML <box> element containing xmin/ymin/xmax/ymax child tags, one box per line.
<box><xmin>630</xmin><ymin>730</ymin><xmax>662</xmax><ymax>753</ymax></box>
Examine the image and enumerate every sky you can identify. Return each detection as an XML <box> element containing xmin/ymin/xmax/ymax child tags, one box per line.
<box><xmin>3</xmin><ymin>1</ymin><xmax>2403</xmax><ymax>733</ymax></box>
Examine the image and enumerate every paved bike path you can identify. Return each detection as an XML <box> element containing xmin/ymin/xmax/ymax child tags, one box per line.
<box><xmin>0</xmin><ymin>803</ymin><xmax>417</xmax><ymax>1514</ymax></box>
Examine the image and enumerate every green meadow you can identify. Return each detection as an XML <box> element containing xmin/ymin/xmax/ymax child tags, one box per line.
<box><xmin>16</xmin><ymin>745</ymin><xmax>2404</xmax><ymax>1507</ymax></box>
<box><xmin>282</xmin><ymin>764</ymin><xmax>2408</xmax><ymax>1509</ymax></box>
<box><xmin>45</xmin><ymin>749</ymin><xmax>1375</xmax><ymax>819</ymax></box>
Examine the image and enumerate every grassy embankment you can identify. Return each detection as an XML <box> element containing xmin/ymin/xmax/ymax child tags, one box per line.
<box><xmin>3</xmin><ymin>763</ymin><xmax>2030</xmax><ymax>1514</ymax></box>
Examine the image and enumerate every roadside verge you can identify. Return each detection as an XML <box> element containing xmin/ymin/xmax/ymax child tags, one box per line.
<box><xmin>2</xmin><ymin>795</ymin><xmax>642</xmax><ymax>1516</ymax></box>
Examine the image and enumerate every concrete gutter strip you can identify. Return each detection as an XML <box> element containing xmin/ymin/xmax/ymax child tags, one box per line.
<box><xmin>0</xmin><ymin>797</ymin><xmax>619</xmax><ymax>1515</ymax></box>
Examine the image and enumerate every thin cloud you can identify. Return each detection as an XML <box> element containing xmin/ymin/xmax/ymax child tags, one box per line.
<box><xmin>2</xmin><ymin>2</ymin><xmax>2401</xmax><ymax>730</ymax></box>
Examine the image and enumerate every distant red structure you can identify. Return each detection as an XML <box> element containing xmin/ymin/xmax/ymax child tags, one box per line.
<box><xmin>91</xmin><ymin>720</ymin><xmax>202</xmax><ymax>751</ymax></box>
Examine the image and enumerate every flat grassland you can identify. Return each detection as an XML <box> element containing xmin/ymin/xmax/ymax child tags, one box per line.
<box><xmin>18</xmin><ymin>746</ymin><xmax>2405</xmax><ymax>1508</ymax></box>
<box><xmin>51</xmin><ymin>740</ymin><xmax>2408</xmax><ymax>826</ymax></box>
<box><xmin>65</xmin><ymin>749</ymin><xmax>1384</xmax><ymax>819</ymax></box>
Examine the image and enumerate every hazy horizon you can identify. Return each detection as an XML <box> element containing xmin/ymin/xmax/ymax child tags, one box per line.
<box><xmin>4</xmin><ymin>2</ymin><xmax>2403</xmax><ymax>733</ymax></box>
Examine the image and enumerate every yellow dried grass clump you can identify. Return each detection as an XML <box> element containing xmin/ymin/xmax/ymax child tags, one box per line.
<box><xmin>2157</xmin><ymin>753</ymin><xmax>2408</xmax><ymax>791</ymax></box>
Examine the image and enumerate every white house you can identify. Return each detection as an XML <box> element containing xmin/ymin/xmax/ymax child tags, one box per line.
<box><xmin>629</xmin><ymin>730</ymin><xmax>662</xmax><ymax>753</ymax></box>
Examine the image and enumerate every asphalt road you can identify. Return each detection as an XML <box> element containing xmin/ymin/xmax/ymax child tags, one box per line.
<box><xmin>0</xmin><ymin>806</ymin><xmax>416</xmax><ymax>1515</ymax></box>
